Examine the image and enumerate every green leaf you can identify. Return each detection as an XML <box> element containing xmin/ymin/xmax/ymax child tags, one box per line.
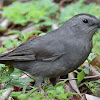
<box><xmin>0</xmin><ymin>89</ymin><xmax>7</xmax><ymax>94</ymax></box>
<box><xmin>0</xmin><ymin>47</ymin><xmax>6</xmax><ymax>53</ymax></box>
<box><xmin>93</xmin><ymin>80</ymin><xmax>100</xmax><ymax>83</ymax></box>
<box><xmin>18</xmin><ymin>94</ymin><xmax>27</xmax><ymax>100</ymax></box>
<box><xmin>55</xmin><ymin>85</ymin><xmax>64</xmax><ymax>94</ymax></box>
<box><xmin>1</xmin><ymin>76</ymin><xmax>12</xmax><ymax>83</ymax></box>
<box><xmin>0</xmin><ymin>64</ymin><xmax>6</xmax><ymax>68</ymax></box>
<box><xmin>77</xmin><ymin>71</ymin><xmax>85</xmax><ymax>82</ymax></box>
<box><xmin>57</xmin><ymin>93</ymin><xmax>68</xmax><ymax>99</ymax></box>
<box><xmin>26</xmin><ymin>87</ymin><xmax>39</xmax><ymax>97</ymax></box>
<box><xmin>7</xmin><ymin>66</ymin><xmax>14</xmax><ymax>74</ymax></box>
<box><xmin>2</xmin><ymin>0</ymin><xmax>58</xmax><ymax>26</ymax></box>
<box><xmin>8</xmin><ymin>30</ymin><xmax>22</xmax><ymax>36</ymax></box>
<box><xmin>45</xmin><ymin>97</ymin><xmax>53</xmax><ymax>100</ymax></box>
<box><xmin>11</xmin><ymin>92</ymin><xmax>22</xmax><ymax>98</ymax></box>
<box><xmin>22</xmin><ymin>86</ymin><xmax>27</xmax><ymax>93</ymax></box>
<box><xmin>39</xmin><ymin>32</ymin><xmax>46</xmax><ymax>36</ymax></box>
<box><xmin>0</xmin><ymin>26</ymin><xmax>7</xmax><ymax>31</ymax></box>
<box><xmin>45</xmin><ymin>86</ymin><xmax>54</xmax><ymax>92</ymax></box>
<box><xmin>83</xmin><ymin>68</ymin><xmax>89</xmax><ymax>74</ymax></box>
<box><xmin>96</xmin><ymin>66</ymin><xmax>100</xmax><ymax>73</ymax></box>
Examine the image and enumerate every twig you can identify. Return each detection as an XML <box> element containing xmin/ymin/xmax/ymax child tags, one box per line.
<box><xmin>0</xmin><ymin>19</ymin><xmax>11</xmax><ymax>28</ymax></box>
<box><xmin>59</xmin><ymin>0</ymin><xmax>69</xmax><ymax>7</ymax></box>
<box><xmin>60</xmin><ymin>75</ymin><xmax>100</xmax><ymax>81</ymax></box>
<box><xmin>0</xmin><ymin>88</ymin><xmax>13</xmax><ymax>100</ymax></box>
<box><xmin>0</xmin><ymin>34</ymin><xmax>19</xmax><ymax>41</ymax></box>
<box><xmin>22</xmin><ymin>71</ymin><xmax>34</xmax><ymax>80</ymax></box>
<box><xmin>78</xmin><ymin>82</ymin><xmax>86</xmax><ymax>88</ymax></box>
<box><xmin>0</xmin><ymin>23</ymin><xmax>35</xmax><ymax>41</ymax></box>
<box><xmin>84</xmin><ymin>61</ymin><xmax>100</xmax><ymax>78</ymax></box>
<box><xmin>21</xmin><ymin>24</ymin><xmax>35</xmax><ymax>34</ymax></box>
<box><xmin>8</xmin><ymin>96</ymin><xmax>14</xmax><ymax>100</ymax></box>
<box><xmin>68</xmin><ymin>72</ymin><xmax>81</xmax><ymax>96</ymax></box>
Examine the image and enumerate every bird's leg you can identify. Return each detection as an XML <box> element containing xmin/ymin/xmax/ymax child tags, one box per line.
<box><xmin>49</xmin><ymin>78</ymin><xmax>56</xmax><ymax>86</ymax></box>
<box><xmin>35</xmin><ymin>77</ymin><xmax>44</xmax><ymax>92</ymax></box>
<box><xmin>35</xmin><ymin>77</ymin><xmax>43</xmax><ymax>87</ymax></box>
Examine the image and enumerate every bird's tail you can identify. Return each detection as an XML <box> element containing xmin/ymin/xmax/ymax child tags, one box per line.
<box><xmin>0</xmin><ymin>60</ymin><xmax>6</xmax><ymax>64</ymax></box>
<box><xmin>0</xmin><ymin>54</ymin><xmax>12</xmax><ymax>65</ymax></box>
<box><xmin>0</xmin><ymin>59</ymin><xmax>13</xmax><ymax>66</ymax></box>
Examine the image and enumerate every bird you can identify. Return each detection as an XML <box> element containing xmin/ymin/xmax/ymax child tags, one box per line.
<box><xmin>0</xmin><ymin>14</ymin><xmax>100</xmax><ymax>87</ymax></box>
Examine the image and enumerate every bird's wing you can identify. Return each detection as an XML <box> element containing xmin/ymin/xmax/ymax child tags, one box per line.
<box><xmin>0</xmin><ymin>39</ymin><xmax>35</xmax><ymax>61</ymax></box>
<box><xmin>0</xmin><ymin>37</ymin><xmax>65</xmax><ymax>61</ymax></box>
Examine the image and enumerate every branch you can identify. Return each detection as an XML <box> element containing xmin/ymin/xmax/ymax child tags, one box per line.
<box><xmin>0</xmin><ymin>88</ymin><xmax>13</xmax><ymax>100</ymax></box>
<box><xmin>59</xmin><ymin>0</ymin><xmax>69</xmax><ymax>7</ymax></box>
<box><xmin>60</xmin><ymin>75</ymin><xmax>100</xmax><ymax>81</ymax></box>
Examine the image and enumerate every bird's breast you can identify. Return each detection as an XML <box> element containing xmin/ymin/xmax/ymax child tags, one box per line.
<box><xmin>60</xmin><ymin>40</ymin><xmax>92</xmax><ymax>74</ymax></box>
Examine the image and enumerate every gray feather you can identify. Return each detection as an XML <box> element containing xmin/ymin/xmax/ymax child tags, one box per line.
<box><xmin>0</xmin><ymin>14</ymin><xmax>100</xmax><ymax>87</ymax></box>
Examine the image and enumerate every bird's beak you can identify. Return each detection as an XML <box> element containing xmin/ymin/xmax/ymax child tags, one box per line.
<box><xmin>97</xmin><ymin>21</ymin><xmax>100</xmax><ymax>28</ymax></box>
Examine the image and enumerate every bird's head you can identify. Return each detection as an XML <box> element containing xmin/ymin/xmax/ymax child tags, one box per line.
<box><xmin>64</xmin><ymin>14</ymin><xmax>100</xmax><ymax>40</ymax></box>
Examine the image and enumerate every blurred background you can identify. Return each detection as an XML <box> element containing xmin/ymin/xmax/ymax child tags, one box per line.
<box><xmin>0</xmin><ymin>0</ymin><xmax>100</xmax><ymax>100</ymax></box>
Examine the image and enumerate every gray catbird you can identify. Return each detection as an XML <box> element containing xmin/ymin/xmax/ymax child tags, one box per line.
<box><xmin>0</xmin><ymin>14</ymin><xmax>100</xmax><ymax>87</ymax></box>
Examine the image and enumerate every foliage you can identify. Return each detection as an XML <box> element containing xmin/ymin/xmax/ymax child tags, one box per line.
<box><xmin>8</xmin><ymin>30</ymin><xmax>42</xmax><ymax>42</ymax></box>
<box><xmin>0</xmin><ymin>30</ymin><xmax>43</xmax><ymax>53</ymax></box>
<box><xmin>0</xmin><ymin>79</ymin><xmax>78</xmax><ymax>99</ymax></box>
<box><xmin>0</xmin><ymin>26</ymin><xmax>7</xmax><ymax>31</ymax></box>
<box><xmin>9</xmin><ymin>80</ymin><xmax>77</xmax><ymax>100</ymax></box>
<box><xmin>2</xmin><ymin>38</ymin><xmax>21</xmax><ymax>49</ymax></box>
<box><xmin>0</xmin><ymin>38</ymin><xmax>21</xmax><ymax>53</ymax></box>
<box><xmin>85</xmin><ymin>80</ymin><xmax>100</xmax><ymax>96</ymax></box>
<box><xmin>77</xmin><ymin>66</ymin><xmax>90</xmax><ymax>82</ymax></box>
<box><xmin>1</xmin><ymin>0</ymin><xmax>58</xmax><ymax>26</ymax></box>
<box><xmin>60</xmin><ymin>0</ymin><xmax>100</xmax><ymax>23</ymax></box>
<box><xmin>77</xmin><ymin>71</ymin><xmax>85</xmax><ymax>82</ymax></box>
<box><xmin>0</xmin><ymin>64</ymin><xmax>33</xmax><ymax>88</ymax></box>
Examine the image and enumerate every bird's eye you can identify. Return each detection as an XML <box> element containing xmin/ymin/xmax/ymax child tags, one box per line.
<box><xmin>82</xmin><ymin>19</ymin><xmax>88</xmax><ymax>23</ymax></box>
